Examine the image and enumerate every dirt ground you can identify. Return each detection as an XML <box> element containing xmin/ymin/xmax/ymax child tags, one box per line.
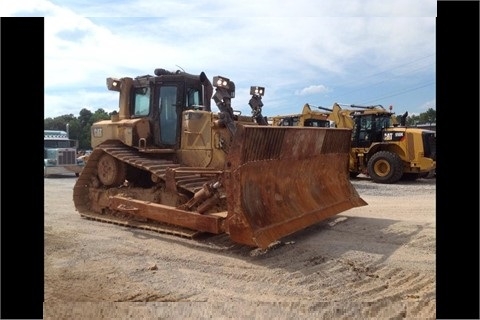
<box><xmin>44</xmin><ymin>174</ymin><xmax>436</xmax><ymax>319</ymax></box>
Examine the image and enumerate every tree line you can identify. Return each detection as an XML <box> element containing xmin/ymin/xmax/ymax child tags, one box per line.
<box><xmin>394</xmin><ymin>108</ymin><xmax>436</xmax><ymax>127</ymax></box>
<box><xmin>44</xmin><ymin>107</ymin><xmax>436</xmax><ymax>150</ymax></box>
<box><xmin>44</xmin><ymin>108</ymin><xmax>113</xmax><ymax>150</ymax></box>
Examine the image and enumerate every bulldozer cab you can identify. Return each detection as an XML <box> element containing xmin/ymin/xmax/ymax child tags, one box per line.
<box><xmin>115</xmin><ymin>70</ymin><xmax>213</xmax><ymax>149</ymax></box>
<box><xmin>158</xmin><ymin>85</ymin><xmax>180</xmax><ymax>145</ymax></box>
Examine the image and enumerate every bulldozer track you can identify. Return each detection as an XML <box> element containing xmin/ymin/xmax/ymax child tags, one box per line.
<box><xmin>79</xmin><ymin>211</ymin><xmax>202</xmax><ymax>239</ymax></box>
<box><xmin>73</xmin><ymin>141</ymin><xmax>223</xmax><ymax>238</ymax></box>
<box><xmin>97</xmin><ymin>142</ymin><xmax>220</xmax><ymax>194</ymax></box>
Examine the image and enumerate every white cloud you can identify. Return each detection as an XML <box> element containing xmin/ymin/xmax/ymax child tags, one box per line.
<box><xmin>4</xmin><ymin>0</ymin><xmax>435</xmax><ymax>18</ymax></box>
<box><xmin>1</xmin><ymin>0</ymin><xmax>56</xmax><ymax>16</ymax></box>
<box><xmin>4</xmin><ymin>0</ymin><xmax>436</xmax><ymax>118</ymax></box>
<box><xmin>421</xmin><ymin>99</ymin><xmax>436</xmax><ymax>111</ymax></box>
<box><xmin>295</xmin><ymin>85</ymin><xmax>331</xmax><ymax>96</ymax></box>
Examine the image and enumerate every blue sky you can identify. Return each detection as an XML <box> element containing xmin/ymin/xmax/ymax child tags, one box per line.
<box><xmin>5</xmin><ymin>0</ymin><xmax>436</xmax><ymax>119</ymax></box>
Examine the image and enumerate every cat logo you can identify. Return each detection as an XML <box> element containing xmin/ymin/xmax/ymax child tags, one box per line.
<box><xmin>93</xmin><ymin>127</ymin><xmax>103</xmax><ymax>138</ymax></box>
<box><xmin>384</xmin><ymin>132</ymin><xmax>393</xmax><ymax>141</ymax></box>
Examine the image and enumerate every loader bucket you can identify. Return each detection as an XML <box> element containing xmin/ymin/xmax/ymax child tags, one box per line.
<box><xmin>223</xmin><ymin>125</ymin><xmax>367</xmax><ymax>248</ymax></box>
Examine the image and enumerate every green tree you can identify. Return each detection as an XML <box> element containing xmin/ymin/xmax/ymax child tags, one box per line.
<box><xmin>407</xmin><ymin>114</ymin><xmax>420</xmax><ymax>126</ymax></box>
<box><xmin>394</xmin><ymin>113</ymin><xmax>418</xmax><ymax>126</ymax></box>
<box><xmin>44</xmin><ymin>114</ymin><xmax>76</xmax><ymax>131</ymax></box>
<box><xmin>91</xmin><ymin>108</ymin><xmax>110</xmax><ymax>124</ymax></box>
<box><xmin>78</xmin><ymin>108</ymin><xmax>111</xmax><ymax>149</ymax></box>
<box><xmin>394</xmin><ymin>109</ymin><xmax>435</xmax><ymax>126</ymax></box>
<box><xmin>78</xmin><ymin>108</ymin><xmax>93</xmax><ymax>127</ymax></box>
<box><xmin>44</xmin><ymin>108</ymin><xmax>113</xmax><ymax>150</ymax></box>
<box><xmin>419</xmin><ymin>108</ymin><xmax>436</xmax><ymax>124</ymax></box>
<box><xmin>66</xmin><ymin>118</ymin><xmax>82</xmax><ymax>140</ymax></box>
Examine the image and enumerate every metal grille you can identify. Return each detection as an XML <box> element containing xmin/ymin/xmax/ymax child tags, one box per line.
<box><xmin>423</xmin><ymin>132</ymin><xmax>436</xmax><ymax>160</ymax></box>
<box><xmin>242</xmin><ymin>128</ymin><xmax>285</xmax><ymax>162</ymax></box>
<box><xmin>58</xmin><ymin>150</ymin><xmax>77</xmax><ymax>165</ymax></box>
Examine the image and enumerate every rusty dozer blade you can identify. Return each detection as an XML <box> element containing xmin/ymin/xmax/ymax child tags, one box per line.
<box><xmin>223</xmin><ymin>125</ymin><xmax>367</xmax><ymax>249</ymax></box>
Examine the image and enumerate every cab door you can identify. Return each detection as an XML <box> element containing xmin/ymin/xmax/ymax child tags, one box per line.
<box><xmin>158</xmin><ymin>85</ymin><xmax>178</xmax><ymax>145</ymax></box>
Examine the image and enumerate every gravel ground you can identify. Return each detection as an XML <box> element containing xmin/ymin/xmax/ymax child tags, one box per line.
<box><xmin>44</xmin><ymin>174</ymin><xmax>436</xmax><ymax>319</ymax></box>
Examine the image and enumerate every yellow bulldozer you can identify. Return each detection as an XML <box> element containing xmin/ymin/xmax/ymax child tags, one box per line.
<box><xmin>73</xmin><ymin>69</ymin><xmax>367</xmax><ymax>249</ymax></box>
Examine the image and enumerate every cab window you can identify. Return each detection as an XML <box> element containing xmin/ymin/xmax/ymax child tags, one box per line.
<box><xmin>186</xmin><ymin>88</ymin><xmax>201</xmax><ymax>108</ymax></box>
<box><xmin>159</xmin><ymin>86</ymin><xmax>178</xmax><ymax>145</ymax></box>
<box><xmin>133</xmin><ymin>87</ymin><xmax>150</xmax><ymax>116</ymax></box>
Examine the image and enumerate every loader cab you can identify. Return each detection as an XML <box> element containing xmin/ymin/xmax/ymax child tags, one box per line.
<box><xmin>278</xmin><ymin>116</ymin><xmax>299</xmax><ymax>126</ymax></box>
<box><xmin>304</xmin><ymin>118</ymin><xmax>331</xmax><ymax>127</ymax></box>
<box><xmin>274</xmin><ymin>116</ymin><xmax>330</xmax><ymax>127</ymax></box>
<box><xmin>351</xmin><ymin>113</ymin><xmax>392</xmax><ymax>148</ymax></box>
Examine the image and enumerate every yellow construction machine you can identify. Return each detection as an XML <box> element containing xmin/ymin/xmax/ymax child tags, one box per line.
<box><xmin>73</xmin><ymin>69</ymin><xmax>367</xmax><ymax>249</ymax></box>
<box><xmin>272</xmin><ymin>102</ymin><xmax>436</xmax><ymax>184</ymax></box>
<box><xmin>327</xmin><ymin>103</ymin><xmax>436</xmax><ymax>183</ymax></box>
<box><xmin>271</xmin><ymin>103</ymin><xmax>331</xmax><ymax>127</ymax></box>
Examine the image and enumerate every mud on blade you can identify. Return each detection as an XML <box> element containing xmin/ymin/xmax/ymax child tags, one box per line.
<box><xmin>223</xmin><ymin>125</ymin><xmax>367</xmax><ymax>249</ymax></box>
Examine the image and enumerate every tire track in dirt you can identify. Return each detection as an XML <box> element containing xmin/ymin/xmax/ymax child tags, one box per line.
<box><xmin>44</xmin><ymin>176</ymin><xmax>436</xmax><ymax>318</ymax></box>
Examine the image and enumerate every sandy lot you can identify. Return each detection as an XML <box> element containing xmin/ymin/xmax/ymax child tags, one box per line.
<box><xmin>44</xmin><ymin>174</ymin><xmax>435</xmax><ymax>319</ymax></box>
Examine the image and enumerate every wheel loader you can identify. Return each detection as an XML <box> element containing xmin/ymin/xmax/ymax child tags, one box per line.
<box><xmin>73</xmin><ymin>68</ymin><xmax>367</xmax><ymax>249</ymax></box>
<box><xmin>273</xmin><ymin>103</ymin><xmax>436</xmax><ymax>184</ymax></box>
<box><xmin>327</xmin><ymin>103</ymin><xmax>436</xmax><ymax>184</ymax></box>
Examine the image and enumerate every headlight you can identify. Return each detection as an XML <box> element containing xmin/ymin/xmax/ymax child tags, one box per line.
<box><xmin>106</xmin><ymin>77</ymin><xmax>121</xmax><ymax>91</ymax></box>
<box><xmin>212</xmin><ymin>76</ymin><xmax>230</xmax><ymax>89</ymax></box>
<box><xmin>250</xmin><ymin>86</ymin><xmax>265</xmax><ymax>96</ymax></box>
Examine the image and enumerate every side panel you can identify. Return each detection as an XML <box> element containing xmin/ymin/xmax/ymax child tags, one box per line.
<box><xmin>383</xmin><ymin>128</ymin><xmax>436</xmax><ymax>173</ymax></box>
<box><xmin>180</xmin><ymin>110</ymin><xmax>230</xmax><ymax>169</ymax></box>
<box><xmin>91</xmin><ymin>118</ymin><xmax>150</xmax><ymax>148</ymax></box>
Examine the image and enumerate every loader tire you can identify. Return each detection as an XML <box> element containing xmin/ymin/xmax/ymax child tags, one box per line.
<box><xmin>367</xmin><ymin>151</ymin><xmax>403</xmax><ymax>184</ymax></box>
<box><xmin>97</xmin><ymin>153</ymin><xmax>127</xmax><ymax>186</ymax></box>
